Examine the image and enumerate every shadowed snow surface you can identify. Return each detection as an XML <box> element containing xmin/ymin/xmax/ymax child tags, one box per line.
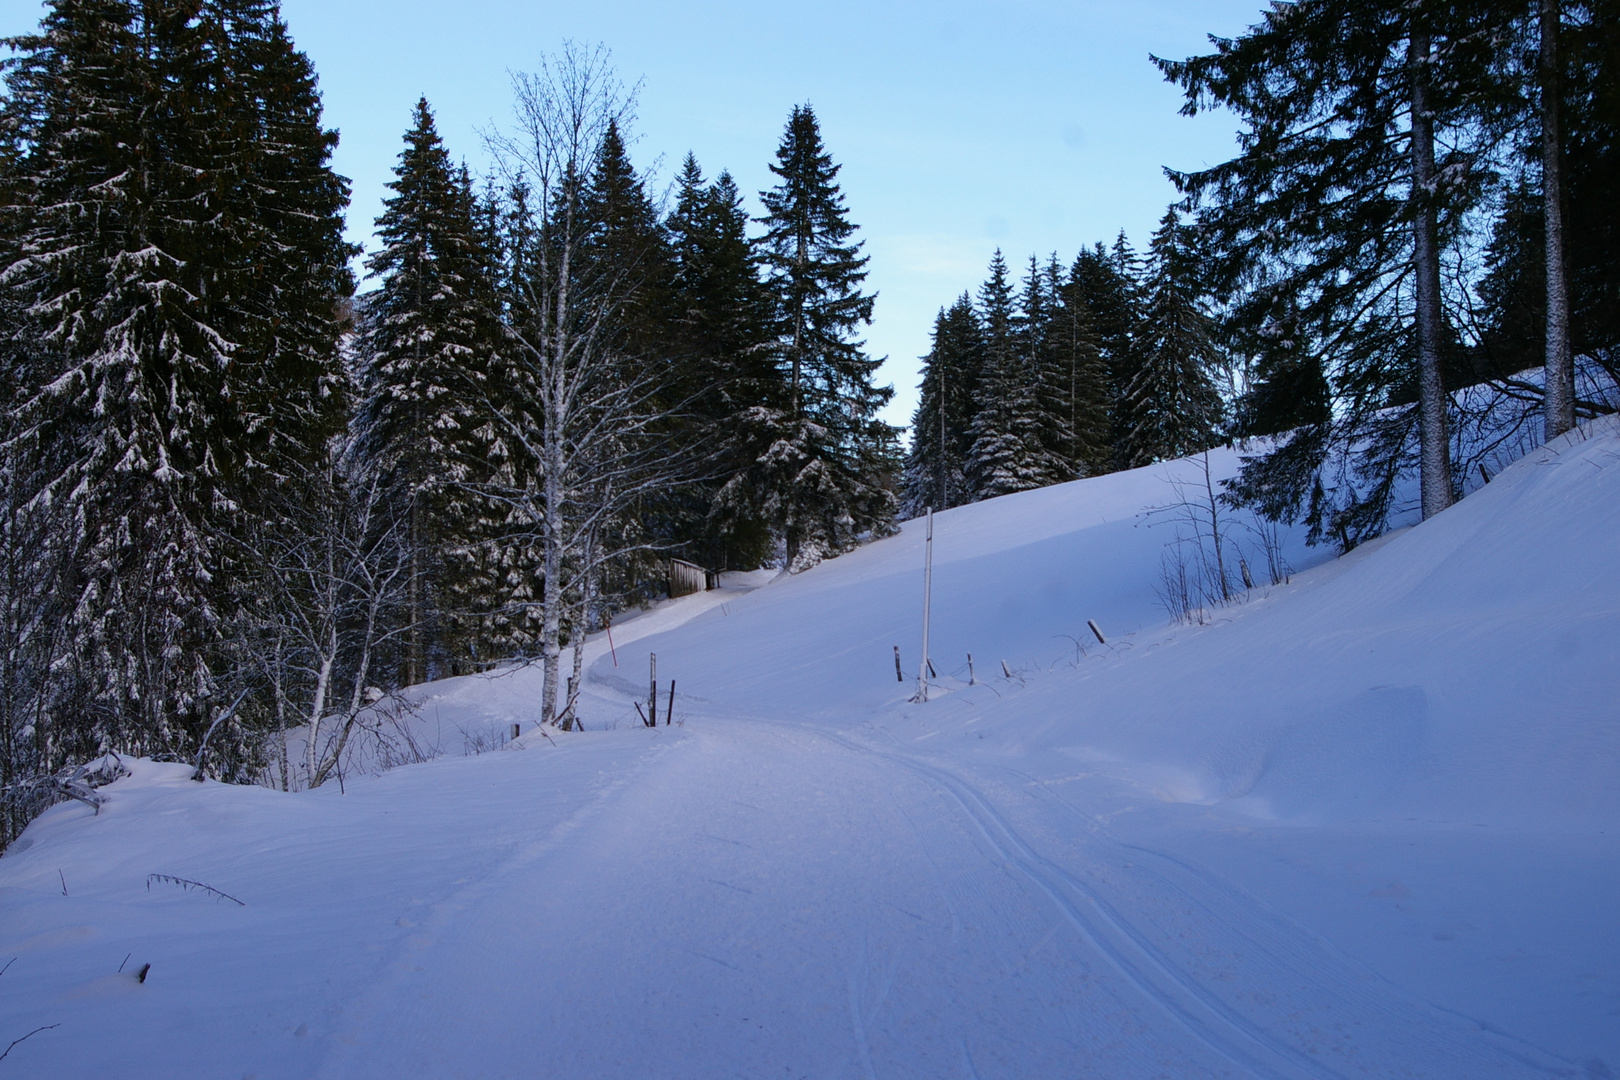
<box><xmin>1</xmin><ymin>426</ymin><xmax>1616</xmax><ymax>1078</ymax></box>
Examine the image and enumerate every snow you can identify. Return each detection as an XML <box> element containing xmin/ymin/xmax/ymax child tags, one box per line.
<box><xmin>2</xmin><ymin>423</ymin><xmax>1617</xmax><ymax>1077</ymax></box>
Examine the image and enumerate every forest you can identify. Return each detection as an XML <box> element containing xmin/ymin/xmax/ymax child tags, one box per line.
<box><xmin>0</xmin><ymin>0</ymin><xmax>1615</xmax><ymax>841</ymax></box>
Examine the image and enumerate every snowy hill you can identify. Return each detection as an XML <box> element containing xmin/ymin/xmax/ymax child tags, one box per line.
<box><xmin>1</xmin><ymin>421</ymin><xmax>1616</xmax><ymax>1078</ymax></box>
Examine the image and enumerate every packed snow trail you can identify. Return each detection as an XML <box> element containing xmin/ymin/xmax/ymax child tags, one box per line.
<box><xmin>2</xmin><ymin>429</ymin><xmax>1617</xmax><ymax>1076</ymax></box>
<box><xmin>308</xmin><ymin>718</ymin><xmax>1551</xmax><ymax>1079</ymax></box>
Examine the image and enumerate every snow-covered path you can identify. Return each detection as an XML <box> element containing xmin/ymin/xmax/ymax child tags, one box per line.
<box><xmin>3</xmin><ymin>431</ymin><xmax>1617</xmax><ymax>1076</ymax></box>
<box><xmin>288</xmin><ymin>709</ymin><xmax>1563</xmax><ymax>1080</ymax></box>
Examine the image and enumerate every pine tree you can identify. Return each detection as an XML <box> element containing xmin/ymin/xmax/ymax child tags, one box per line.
<box><xmin>1159</xmin><ymin>0</ymin><xmax>1508</xmax><ymax>534</ymax></box>
<box><xmin>756</xmin><ymin>104</ymin><xmax>898</xmax><ymax>569</ymax></box>
<box><xmin>1068</xmin><ymin>241</ymin><xmax>1144</xmax><ymax>470</ymax></box>
<box><xmin>1045</xmin><ymin>255</ymin><xmax>1112</xmax><ymax>475</ymax></box>
<box><xmin>579</xmin><ymin>118</ymin><xmax>671</xmax><ymax>365</ymax></box>
<box><xmin>1</xmin><ymin>0</ymin><xmax>244</xmax><ymax>764</ymax></box>
<box><xmin>1121</xmin><ymin>210</ymin><xmax>1224</xmax><ymax>466</ymax></box>
<box><xmin>355</xmin><ymin>99</ymin><xmax>506</xmax><ymax>682</ymax></box>
<box><xmin>964</xmin><ymin>251</ymin><xmax>1066</xmax><ymax>499</ymax></box>
<box><xmin>900</xmin><ymin>295</ymin><xmax>982</xmax><ymax>517</ymax></box>
<box><xmin>666</xmin><ymin>155</ymin><xmax>777</xmax><ymax>568</ymax></box>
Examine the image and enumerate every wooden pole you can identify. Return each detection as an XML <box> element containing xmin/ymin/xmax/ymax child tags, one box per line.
<box><xmin>893</xmin><ymin>645</ymin><xmax>903</xmax><ymax>682</ymax></box>
<box><xmin>917</xmin><ymin>508</ymin><xmax>934</xmax><ymax>702</ymax></box>
<box><xmin>649</xmin><ymin>653</ymin><xmax>657</xmax><ymax>726</ymax></box>
<box><xmin>967</xmin><ymin>653</ymin><xmax>975</xmax><ymax>685</ymax></box>
<box><xmin>1088</xmin><ymin>620</ymin><xmax>1106</xmax><ymax>645</ymax></box>
<box><xmin>666</xmin><ymin>680</ymin><xmax>676</xmax><ymax>726</ymax></box>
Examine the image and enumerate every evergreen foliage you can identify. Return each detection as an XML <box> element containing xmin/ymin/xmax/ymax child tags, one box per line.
<box><xmin>1120</xmin><ymin>211</ymin><xmax>1225</xmax><ymax>466</ymax></box>
<box><xmin>354</xmin><ymin>100</ymin><xmax>510</xmax><ymax>679</ymax></box>
<box><xmin>666</xmin><ymin>156</ymin><xmax>778</xmax><ymax>567</ymax></box>
<box><xmin>1156</xmin><ymin>0</ymin><xmax>1506</xmax><ymax>539</ymax></box>
<box><xmin>900</xmin><ymin>295</ymin><xmax>982</xmax><ymax>517</ymax></box>
<box><xmin>0</xmin><ymin>0</ymin><xmax>353</xmax><ymax>830</ymax></box>
<box><xmin>756</xmin><ymin>105</ymin><xmax>898</xmax><ymax>568</ymax></box>
<box><xmin>964</xmin><ymin>252</ymin><xmax>1070</xmax><ymax>499</ymax></box>
<box><xmin>1044</xmin><ymin>256</ymin><xmax>1113</xmax><ymax>475</ymax></box>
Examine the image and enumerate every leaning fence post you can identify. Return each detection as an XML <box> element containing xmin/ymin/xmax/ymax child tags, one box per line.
<box><xmin>893</xmin><ymin>645</ymin><xmax>903</xmax><ymax>683</ymax></box>
<box><xmin>1087</xmin><ymin>619</ymin><xmax>1106</xmax><ymax>645</ymax></box>
<box><xmin>666</xmin><ymin>680</ymin><xmax>676</xmax><ymax>726</ymax></box>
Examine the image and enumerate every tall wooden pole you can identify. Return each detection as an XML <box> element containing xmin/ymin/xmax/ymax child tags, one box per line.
<box><xmin>916</xmin><ymin>508</ymin><xmax>934</xmax><ymax>702</ymax></box>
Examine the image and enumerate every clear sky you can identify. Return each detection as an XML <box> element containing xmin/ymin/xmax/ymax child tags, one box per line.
<box><xmin>2</xmin><ymin>0</ymin><xmax>1266</xmax><ymax>431</ymax></box>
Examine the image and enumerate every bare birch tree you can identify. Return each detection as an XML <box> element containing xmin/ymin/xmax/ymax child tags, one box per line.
<box><xmin>482</xmin><ymin>45</ymin><xmax>684</xmax><ymax>728</ymax></box>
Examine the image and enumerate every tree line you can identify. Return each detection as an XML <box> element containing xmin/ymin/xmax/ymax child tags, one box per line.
<box><xmin>0</xmin><ymin>6</ymin><xmax>896</xmax><ymax>834</ymax></box>
<box><xmin>0</xmin><ymin>0</ymin><xmax>1615</xmax><ymax>837</ymax></box>
<box><xmin>905</xmin><ymin>0</ymin><xmax>1617</xmax><ymax>547</ymax></box>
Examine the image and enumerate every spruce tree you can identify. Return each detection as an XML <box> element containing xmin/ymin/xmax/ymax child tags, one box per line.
<box><xmin>756</xmin><ymin>105</ymin><xmax>897</xmax><ymax>569</ymax></box>
<box><xmin>1232</xmin><ymin>298</ymin><xmax>1332</xmax><ymax>439</ymax></box>
<box><xmin>1</xmin><ymin>0</ymin><xmax>240</xmax><ymax>763</ymax></box>
<box><xmin>355</xmin><ymin>99</ymin><xmax>507</xmax><ymax>681</ymax></box>
<box><xmin>900</xmin><ymin>295</ymin><xmax>982</xmax><ymax>517</ymax></box>
<box><xmin>964</xmin><ymin>251</ymin><xmax>1023</xmax><ymax>499</ymax></box>
<box><xmin>1069</xmin><ymin>241</ymin><xmax>1145</xmax><ymax>470</ymax></box>
<box><xmin>964</xmin><ymin>251</ymin><xmax>1065</xmax><ymax>499</ymax></box>
<box><xmin>1121</xmin><ymin>210</ymin><xmax>1225</xmax><ymax>466</ymax></box>
<box><xmin>666</xmin><ymin>155</ymin><xmax>777</xmax><ymax>567</ymax></box>
<box><xmin>1018</xmin><ymin>255</ymin><xmax>1080</xmax><ymax>487</ymax></box>
<box><xmin>1158</xmin><ymin>0</ymin><xmax>1506</xmax><ymax>535</ymax></box>
<box><xmin>1046</xmin><ymin>256</ymin><xmax>1112</xmax><ymax>476</ymax></box>
<box><xmin>579</xmin><ymin>118</ymin><xmax>671</xmax><ymax>366</ymax></box>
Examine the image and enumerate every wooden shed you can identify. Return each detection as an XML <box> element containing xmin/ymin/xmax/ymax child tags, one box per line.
<box><xmin>667</xmin><ymin>558</ymin><xmax>710</xmax><ymax>598</ymax></box>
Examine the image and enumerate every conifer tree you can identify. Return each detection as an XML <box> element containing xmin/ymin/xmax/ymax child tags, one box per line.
<box><xmin>666</xmin><ymin>155</ymin><xmax>777</xmax><ymax>567</ymax></box>
<box><xmin>1121</xmin><ymin>210</ymin><xmax>1225</xmax><ymax>466</ymax></box>
<box><xmin>1045</xmin><ymin>256</ymin><xmax>1112</xmax><ymax>476</ymax></box>
<box><xmin>1019</xmin><ymin>255</ymin><xmax>1080</xmax><ymax>486</ymax></box>
<box><xmin>580</xmin><ymin>118</ymin><xmax>671</xmax><ymax>365</ymax></box>
<box><xmin>355</xmin><ymin>99</ymin><xmax>506</xmax><ymax>682</ymax></box>
<box><xmin>964</xmin><ymin>251</ymin><xmax>1025</xmax><ymax>499</ymax></box>
<box><xmin>964</xmin><ymin>251</ymin><xmax>1066</xmax><ymax>499</ymax></box>
<box><xmin>1068</xmin><ymin>241</ymin><xmax>1144</xmax><ymax>469</ymax></box>
<box><xmin>1159</xmin><ymin>0</ymin><xmax>1506</xmax><ymax>535</ymax></box>
<box><xmin>900</xmin><ymin>295</ymin><xmax>982</xmax><ymax>516</ymax></box>
<box><xmin>1231</xmin><ymin>298</ymin><xmax>1331</xmax><ymax>439</ymax></box>
<box><xmin>756</xmin><ymin>105</ymin><xmax>897</xmax><ymax>568</ymax></box>
<box><xmin>2</xmin><ymin>0</ymin><xmax>238</xmax><ymax>763</ymax></box>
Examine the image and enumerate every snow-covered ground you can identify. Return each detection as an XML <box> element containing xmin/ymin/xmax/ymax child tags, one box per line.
<box><xmin>2</xmin><ymin>424</ymin><xmax>1616</xmax><ymax>1078</ymax></box>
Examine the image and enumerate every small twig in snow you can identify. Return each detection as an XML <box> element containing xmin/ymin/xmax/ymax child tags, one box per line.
<box><xmin>146</xmin><ymin>874</ymin><xmax>245</xmax><ymax>906</ymax></box>
<box><xmin>0</xmin><ymin>1023</ymin><xmax>59</xmax><ymax>1063</ymax></box>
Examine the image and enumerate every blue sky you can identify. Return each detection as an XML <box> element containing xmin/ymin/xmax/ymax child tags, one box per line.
<box><xmin>3</xmin><ymin>0</ymin><xmax>1266</xmax><ymax>430</ymax></box>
